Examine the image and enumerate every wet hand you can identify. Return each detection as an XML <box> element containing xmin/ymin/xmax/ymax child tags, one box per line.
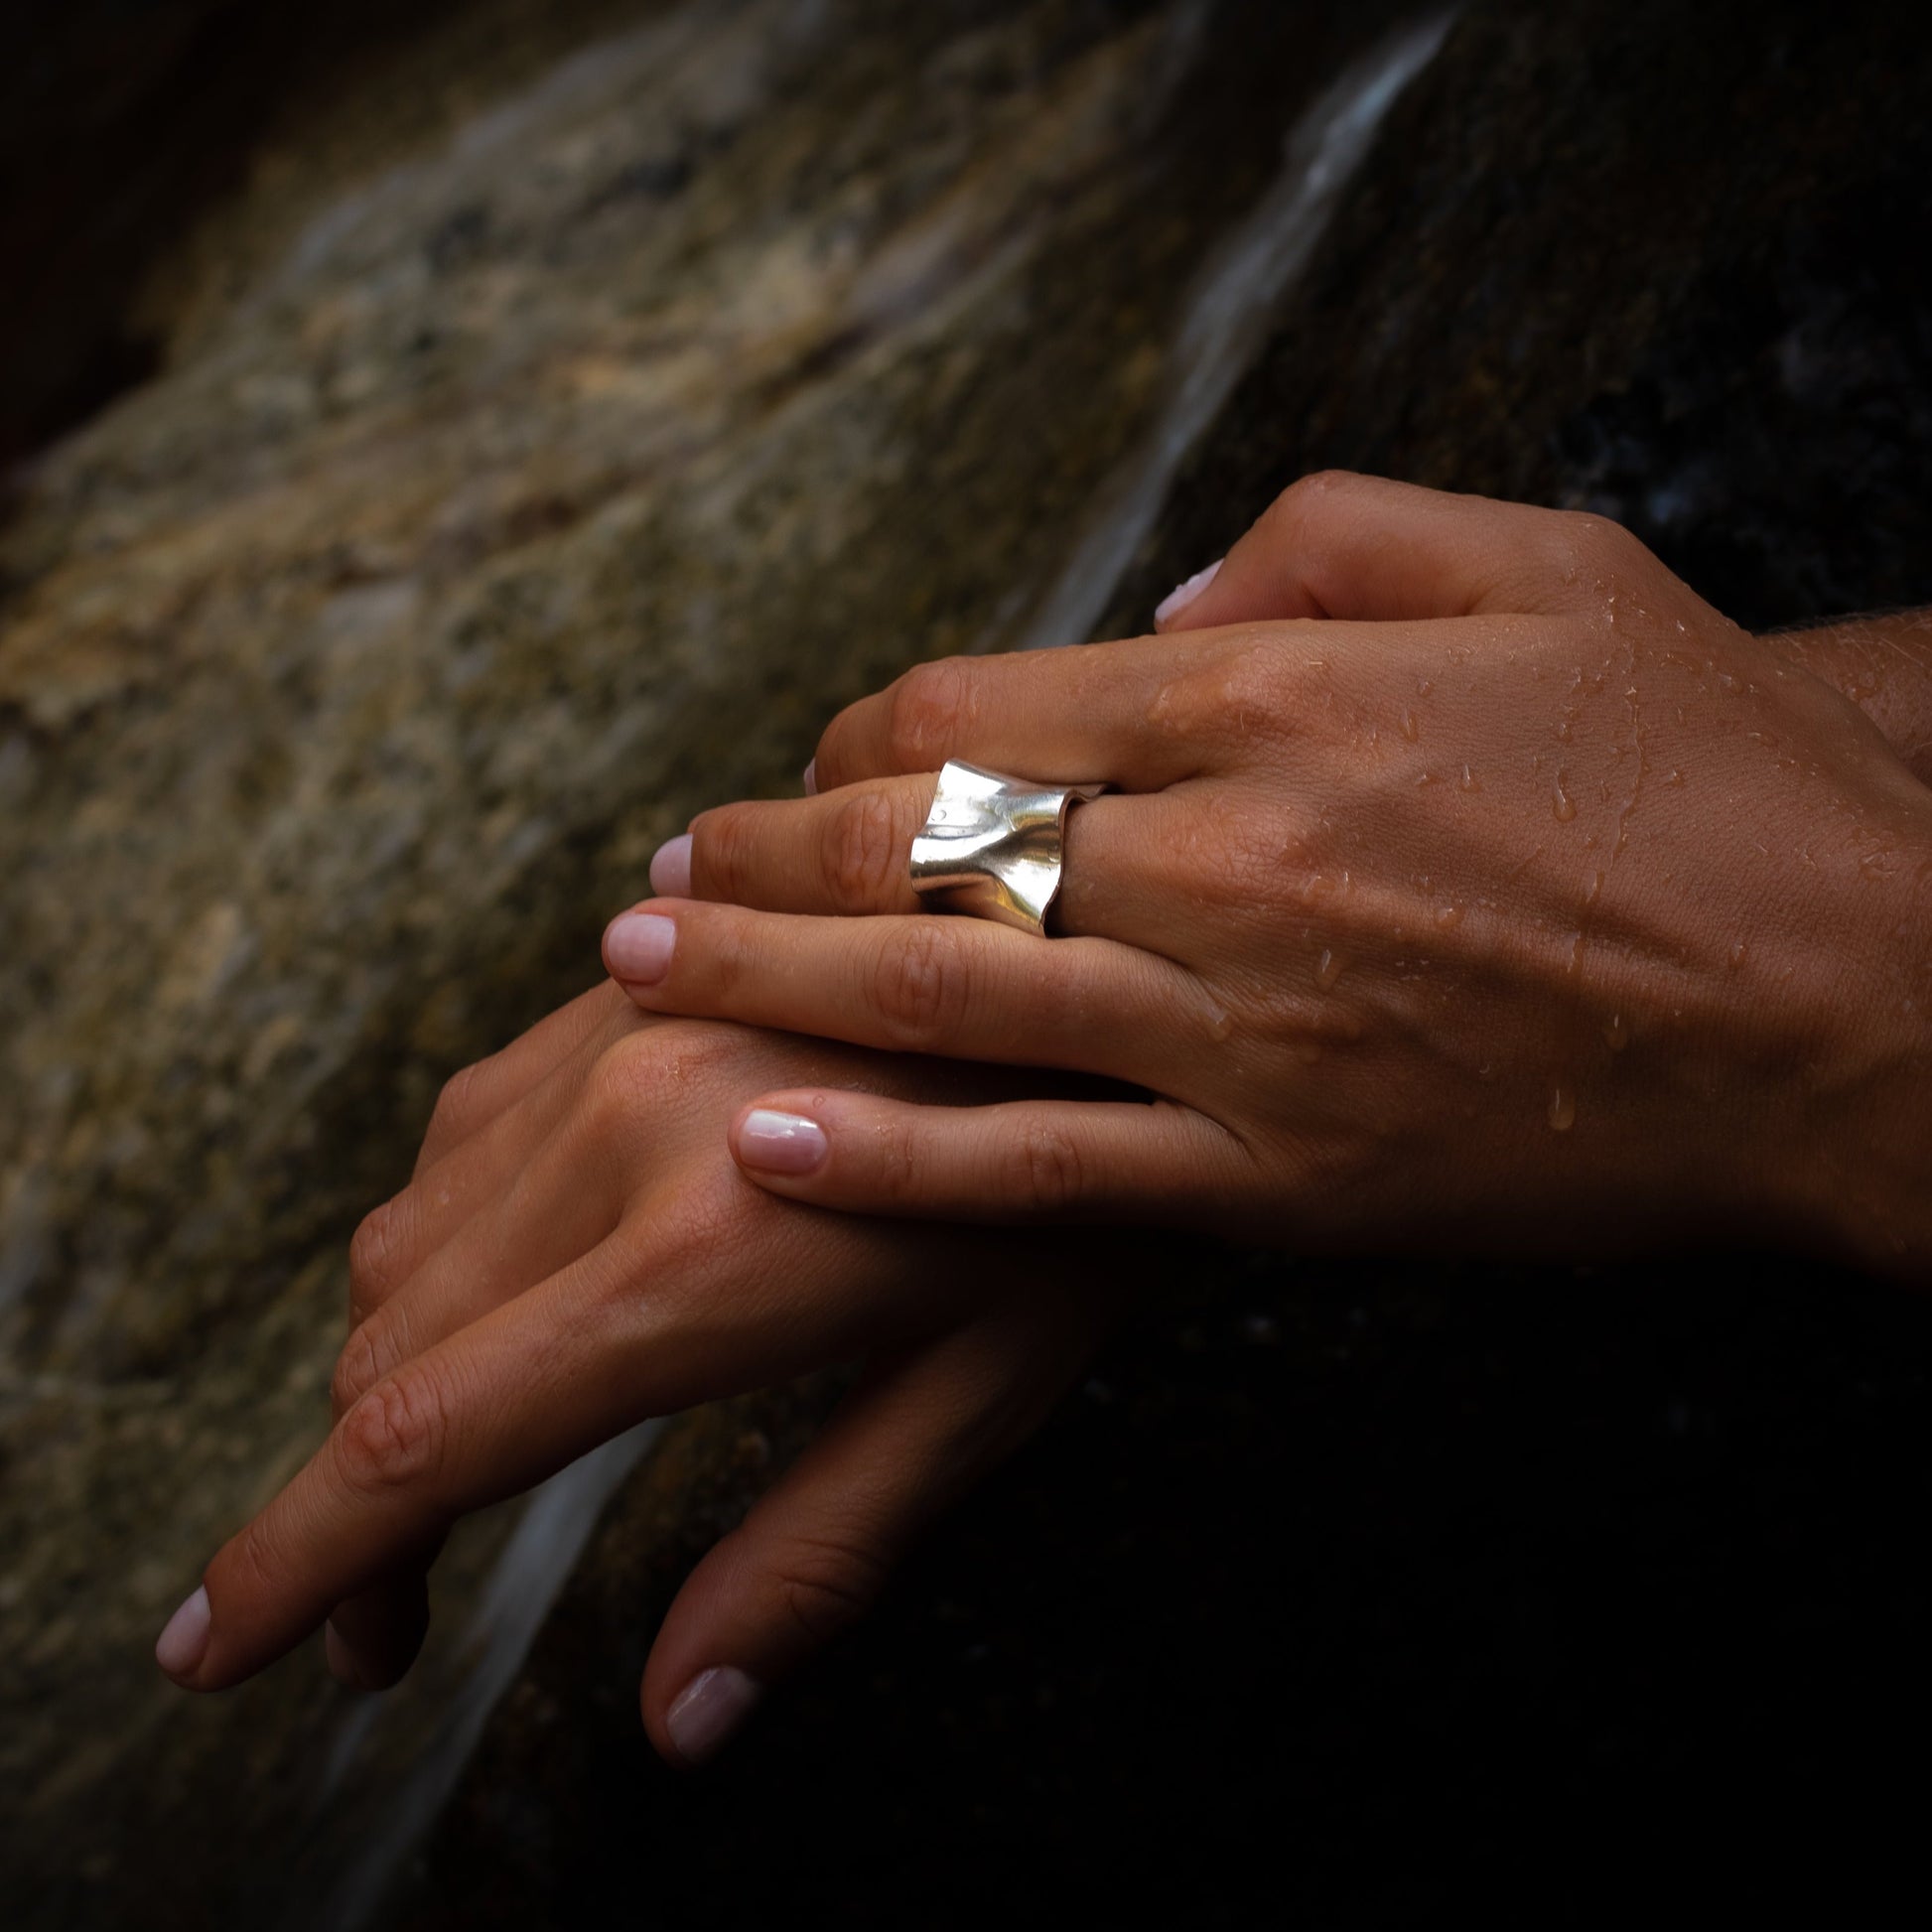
<box><xmin>154</xmin><ymin>985</ymin><xmax>1106</xmax><ymax>1766</ymax></box>
<box><xmin>608</xmin><ymin>474</ymin><xmax>1932</xmax><ymax>1274</ymax></box>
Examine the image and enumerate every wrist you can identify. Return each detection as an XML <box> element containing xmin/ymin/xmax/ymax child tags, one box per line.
<box><xmin>1795</xmin><ymin>819</ymin><xmax>1932</xmax><ymax>1278</ymax></box>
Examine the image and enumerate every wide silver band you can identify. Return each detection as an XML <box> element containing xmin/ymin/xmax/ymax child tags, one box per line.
<box><xmin>908</xmin><ymin>759</ymin><xmax>1104</xmax><ymax>936</ymax></box>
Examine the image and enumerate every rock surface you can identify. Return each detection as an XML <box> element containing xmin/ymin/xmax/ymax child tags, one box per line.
<box><xmin>8</xmin><ymin>1</ymin><xmax>1932</xmax><ymax>1926</ymax></box>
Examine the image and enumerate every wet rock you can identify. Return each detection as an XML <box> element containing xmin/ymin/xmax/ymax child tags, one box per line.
<box><xmin>3</xmin><ymin>0</ymin><xmax>1413</xmax><ymax>1923</ymax></box>
<box><xmin>10</xmin><ymin>0</ymin><xmax>1932</xmax><ymax>1924</ymax></box>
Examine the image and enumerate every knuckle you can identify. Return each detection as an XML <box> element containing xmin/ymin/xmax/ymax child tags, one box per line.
<box><xmin>426</xmin><ymin>1060</ymin><xmax>483</xmax><ymax>1148</ymax></box>
<box><xmin>330</xmin><ymin>1316</ymin><xmax>389</xmax><ymax>1419</ymax></box>
<box><xmin>1264</xmin><ymin>468</ymin><xmax>1357</xmax><ymax>535</ymax></box>
<box><xmin>348</xmin><ymin>1198</ymin><xmax>408</xmax><ymax>1308</ymax></box>
<box><xmin>1007</xmin><ymin>1123</ymin><xmax>1087</xmax><ymax>1214</ymax></box>
<box><xmin>872</xmin><ymin>923</ymin><xmax>965</xmax><ymax>1047</ymax></box>
<box><xmin>765</xmin><ymin>1531</ymin><xmax>890</xmax><ymax>1648</ymax></box>
<box><xmin>587</xmin><ymin>1019</ymin><xmax>740</xmax><ymax>1121</ymax></box>
<box><xmin>887</xmin><ymin>656</ymin><xmax>979</xmax><ymax>768</ymax></box>
<box><xmin>825</xmin><ymin>788</ymin><xmax>902</xmax><ymax>902</ymax></box>
<box><xmin>334</xmin><ymin>1367</ymin><xmax>447</xmax><ymax>1497</ymax></box>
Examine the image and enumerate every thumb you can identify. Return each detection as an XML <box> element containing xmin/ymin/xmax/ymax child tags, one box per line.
<box><xmin>1152</xmin><ymin>470</ymin><xmax>1666</xmax><ymax>631</ymax></box>
<box><xmin>640</xmin><ymin>1294</ymin><xmax>1102</xmax><ymax>1766</ymax></box>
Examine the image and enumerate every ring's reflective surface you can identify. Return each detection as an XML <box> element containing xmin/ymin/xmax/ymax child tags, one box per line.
<box><xmin>908</xmin><ymin>759</ymin><xmax>1106</xmax><ymax>935</ymax></box>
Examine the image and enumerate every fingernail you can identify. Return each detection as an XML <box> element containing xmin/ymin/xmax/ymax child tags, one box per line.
<box><xmin>802</xmin><ymin>758</ymin><xmax>818</xmax><ymax>796</ymax></box>
<box><xmin>606</xmin><ymin>911</ymin><xmax>676</xmax><ymax>985</ymax></box>
<box><xmin>736</xmin><ymin>1107</ymin><xmax>829</xmax><ymax>1174</ymax></box>
<box><xmin>666</xmin><ymin>1665</ymin><xmax>762</xmax><ymax>1765</ymax></box>
<box><xmin>649</xmin><ymin>833</ymin><xmax>693</xmax><ymax>897</ymax></box>
<box><xmin>1154</xmin><ymin>558</ymin><xmax>1222</xmax><ymax>624</ymax></box>
<box><xmin>155</xmin><ymin>1585</ymin><xmax>210</xmax><ymax>1679</ymax></box>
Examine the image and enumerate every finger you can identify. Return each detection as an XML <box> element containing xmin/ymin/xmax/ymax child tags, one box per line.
<box><xmin>809</xmin><ymin>635</ymin><xmax>1214</xmax><ymax>792</ymax></box>
<box><xmin>1152</xmin><ymin>470</ymin><xmax>1684</xmax><ymax>631</ymax></box>
<box><xmin>161</xmin><ymin>1238</ymin><xmax>647</xmax><ymax>1692</ymax></box>
<box><xmin>327</xmin><ymin>1088</ymin><xmax>631</xmax><ymax>1689</ymax></box>
<box><xmin>351</xmin><ymin>1013</ymin><xmax>617</xmax><ymax>1324</ymax></box>
<box><xmin>603</xmin><ymin>899</ymin><xmax>1218</xmax><ymax>1087</ymax></box>
<box><xmin>321</xmin><ymin>1550</ymin><xmax>434</xmax><ymax>1692</ymax></box>
<box><xmin>640</xmin><ymin>1294</ymin><xmax>1102</xmax><ymax>1765</ymax></box>
<box><xmin>657</xmin><ymin>782</ymin><xmax>1188</xmax><ymax>950</ymax></box>
<box><xmin>412</xmin><ymin>979</ymin><xmax>623</xmax><ymax>1176</ymax></box>
<box><xmin>725</xmin><ymin>1090</ymin><xmax>1248</xmax><ymax>1226</ymax></box>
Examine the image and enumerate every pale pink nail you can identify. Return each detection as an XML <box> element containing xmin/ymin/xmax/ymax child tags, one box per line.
<box><xmin>649</xmin><ymin>833</ymin><xmax>693</xmax><ymax>897</ymax></box>
<box><xmin>802</xmin><ymin>758</ymin><xmax>818</xmax><ymax>796</ymax></box>
<box><xmin>606</xmin><ymin>911</ymin><xmax>676</xmax><ymax>984</ymax></box>
<box><xmin>736</xmin><ymin>1108</ymin><xmax>828</xmax><ymax>1174</ymax></box>
<box><xmin>1154</xmin><ymin>557</ymin><xmax>1222</xmax><ymax>624</ymax></box>
<box><xmin>156</xmin><ymin>1585</ymin><xmax>210</xmax><ymax>1679</ymax></box>
<box><xmin>666</xmin><ymin>1665</ymin><xmax>762</xmax><ymax>1764</ymax></box>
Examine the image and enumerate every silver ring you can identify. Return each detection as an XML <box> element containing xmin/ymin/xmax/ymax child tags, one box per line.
<box><xmin>908</xmin><ymin>759</ymin><xmax>1105</xmax><ymax>936</ymax></box>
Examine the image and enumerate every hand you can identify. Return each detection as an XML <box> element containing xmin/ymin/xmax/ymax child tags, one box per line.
<box><xmin>605</xmin><ymin>474</ymin><xmax>1932</xmax><ymax>1276</ymax></box>
<box><xmin>154</xmin><ymin>985</ymin><xmax>1108</xmax><ymax>1766</ymax></box>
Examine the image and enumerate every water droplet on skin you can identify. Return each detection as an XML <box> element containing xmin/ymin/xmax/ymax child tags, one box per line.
<box><xmin>1400</xmin><ymin>709</ymin><xmax>1420</xmax><ymax>742</ymax></box>
<box><xmin>1434</xmin><ymin>902</ymin><xmax>1464</xmax><ymax>930</ymax></box>
<box><xmin>1564</xmin><ymin>932</ymin><xmax>1585</xmax><ymax>980</ymax></box>
<box><xmin>1459</xmin><ymin>762</ymin><xmax>1479</xmax><ymax>792</ymax></box>
<box><xmin>1603</xmin><ymin>1012</ymin><xmax>1628</xmax><ymax>1052</ymax></box>
<box><xmin>1553</xmin><ymin>773</ymin><xmax>1577</xmax><ymax>821</ymax></box>
<box><xmin>1727</xmin><ymin>939</ymin><xmax>1747</xmax><ymax>970</ymax></box>
<box><xmin>1583</xmin><ymin>870</ymin><xmax>1603</xmax><ymax>907</ymax></box>
<box><xmin>1416</xmin><ymin>676</ymin><xmax>1435</xmax><ymax>696</ymax></box>
<box><xmin>1666</xmin><ymin>768</ymin><xmax>1685</xmax><ymax>786</ymax></box>
<box><xmin>1549</xmin><ymin>1085</ymin><xmax>1577</xmax><ymax>1132</ymax></box>
<box><xmin>1315</xmin><ymin>947</ymin><xmax>1344</xmax><ymax>990</ymax></box>
<box><xmin>1207</xmin><ymin>1002</ymin><xmax>1235</xmax><ymax>1040</ymax></box>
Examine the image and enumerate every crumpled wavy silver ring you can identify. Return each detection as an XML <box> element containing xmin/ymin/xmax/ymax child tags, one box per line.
<box><xmin>908</xmin><ymin>759</ymin><xmax>1107</xmax><ymax>937</ymax></box>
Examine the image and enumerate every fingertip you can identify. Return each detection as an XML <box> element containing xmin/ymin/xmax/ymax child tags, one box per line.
<box><xmin>731</xmin><ymin>1102</ymin><xmax>830</xmax><ymax>1177</ymax></box>
<box><xmin>605</xmin><ymin>908</ymin><xmax>677</xmax><ymax>986</ymax></box>
<box><xmin>661</xmin><ymin>1665</ymin><xmax>764</xmax><ymax>1767</ymax></box>
<box><xmin>649</xmin><ymin>833</ymin><xmax>693</xmax><ymax>898</ymax></box>
<box><xmin>1153</xmin><ymin>558</ymin><xmax>1222</xmax><ymax>629</ymax></box>
<box><xmin>155</xmin><ymin>1583</ymin><xmax>211</xmax><ymax>1686</ymax></box>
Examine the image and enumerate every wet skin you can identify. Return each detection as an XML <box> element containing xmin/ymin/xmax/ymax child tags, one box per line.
<box><xmin>614</xmin><ymin>476</ymin><xmax>1932</xmax><ymax>1278</ymax></box>
<box><xmin>160</xmin><ymin>476</ymin><xmax>1932</xmax><ymax>1763</ymax></box>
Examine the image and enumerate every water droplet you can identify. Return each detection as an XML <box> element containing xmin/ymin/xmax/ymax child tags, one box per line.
<box><xmin>1548</xmin><ymin>1085</ymin><xmax>1577</xmax><ymax>1132</ymax></box>
<box><xmin>1602</xmin><ymin>1012</ymin><xmax>1628</xmax><ymax>1052</ymax></box>
<box><xmin>1434</xmin><ymin>902</ymin><xmax>1464</xmax><ymax>930</ymax></box>
<box><xmin>1666</xmin><ymin>768</ymin><xmax>1685</xmax><ymax>786</ymax></box>
<box><xmin>1315</xmin><ymin>947</ymin><xmax>1344</xmax><ymax>990</ymax></box>
<box><xmin>1583</xmin><ymin>870</ymin><xmax>1603</xmax><ymax>907</ymax></box>
<box><xmin>1458</xmin><ymin>762</ymin><xmax>1479</xmax><ymax>792</ymax></box>
<box><xmin>1726</xmin><ymin>939</ymin><xmax>1747</xmax><ymax>970</ymax></box>
<box><xmin>1400</xmin><ymin>709</ymin><xmax>1419</xmax><ymax>742</ymax></box>
<box><xmin>1564</xmin><ymin>932</ymin><xmax>1586</xmax><ymax>980</ymax></box>
<box><xmin>1552</xmin><ymin>772</ymin><xmax>1577</xmax><ymax>821</ymax></box>
<box><xmin>1416</xmin><ymin>676</ymin><xmax>1435</xmax><ymax>696</ymax></box>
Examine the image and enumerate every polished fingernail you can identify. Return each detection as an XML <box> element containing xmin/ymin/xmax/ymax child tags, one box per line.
<box><xmin>606</xmin><ymin>911</ymin><xmax>676</xmax><ymax>984</ymax></box>
<box><xmin>649</xmin><ymin>833</ymin><xmax>693</xmax><ymax>897</ymax></box>
<box><xmin>736</xmin><ymin>1108</ymin><xmax>829</xmax><ymax>1174</ymax></box>
<box><xmin>155</xmin><ymin>1585</ymin><xmax>210</xmax><ymax>1679</ymax></box>
<box><xmin>666</xmin><ymin>1665</ymin><xmax>762</xmax><ymax>1765</ymax></box>
<box><xmin>1154</xmin><ymin>557</ymin><xmax>1222</xmax><ymax>624</ymax></box>
<box><xmin>802</xmin><ymin>758</ymin><xmax>818</xmax><ymax>796</ymax></box>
